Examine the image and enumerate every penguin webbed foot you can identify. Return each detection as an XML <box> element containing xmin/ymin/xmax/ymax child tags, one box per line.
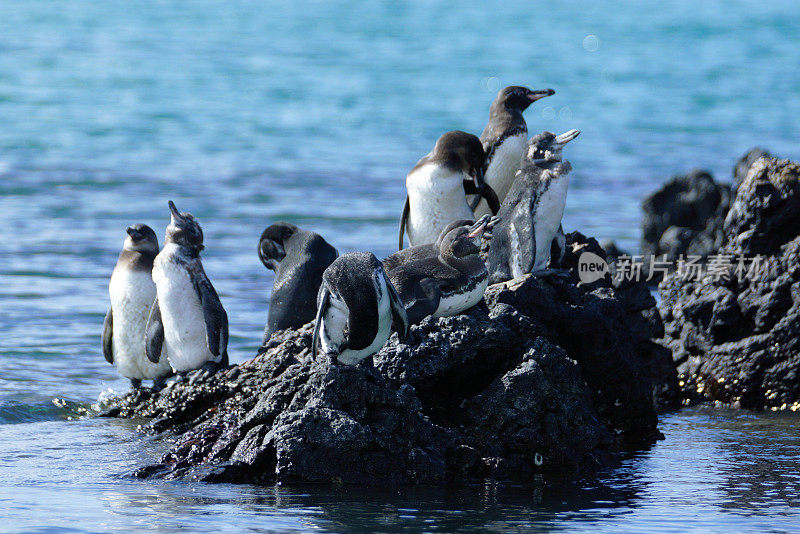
<box><xmin>151</xmin><ymin>375</ymin><xmax>170</xmax><ymax>392</ymax></box>
<box><xmin>188</xmin><ymin>362</ymin><xmax>220</xmax><ymax>385</ymax></box>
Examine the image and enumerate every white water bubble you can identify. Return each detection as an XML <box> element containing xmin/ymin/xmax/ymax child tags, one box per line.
<box><xmin>583</xmin><ymin>34</ymin><xmax>600</xmax><ymax>52</ymax></box>
<box><xmin>485</xmin><ymin>76</ymin><xmax>502</xmax><ymax>93</ymax></box>
<box><xmin>542</xmin><ymin>106</ymin><xmax>556</xmax><ymax>120</ymax></box>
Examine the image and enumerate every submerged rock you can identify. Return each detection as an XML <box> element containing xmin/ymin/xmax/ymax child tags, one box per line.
<box><xmin>104</xmin><ymin>232</ymin><xmax>677</xmax><ymax>485</ymax></box>
<box><xmin>659</xmin><ymin>156</ymin><xmax>800</xmax><ymax>409</ymax></box>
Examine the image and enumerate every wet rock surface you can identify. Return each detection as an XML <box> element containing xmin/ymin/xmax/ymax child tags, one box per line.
<box><xmin>103</xmin><ymin>232</ymin><xmax>677</xmax><ymax>485</ymax></box>
<box><xmin>658</xmin><ymin>156</ymin><xmax>800</xmax><ymax>409</ymax></box>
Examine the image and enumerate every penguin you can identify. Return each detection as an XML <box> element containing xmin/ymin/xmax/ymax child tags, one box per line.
<box><xmin>398</xmin><ymin>131</ymin><xmax>500</xmax><ymax>249</ymax></box>
<box><xmin>102</xmin><ymin>224</ymin><xmax>172</xmax><ymax>390</ymax></box>
<box><xmin>486</xmin><ymin>129</ymin><xmax>580</xmax><ymax>284</ymax></box>
<box><xmin>470</xmin><ymin>86</ymin><xmax>555</xmax><ymax>218</ymax></box>
<box><xmin>258</xmin><ymin>222</ymin><xmax>338</xmax><ymax>344</ymax></box>
<box><xmin>146</xmin><ymin>201</ymin><xmax>229</xmax><ymax>382</ymax></box>
<box><xmin>312</xmin><ymin>252</ymin><xmax>409</xmax><ymax>366</ymax></box>
<box><xmin>386</xmin><ymin>215</ymin><xmax>496</xmax><ymax>325</ymax></box>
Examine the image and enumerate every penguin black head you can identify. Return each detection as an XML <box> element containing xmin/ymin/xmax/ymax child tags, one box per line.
<box><xmin>124</xmin><ymin>223</ymin><xmax>159</xmax><ymax>255</ymax></box>
<box><xmin>527</xmin><ymin>129</ymin><xmax>581</xmax><ymax>161</ymax></box>
<box><xmin>440</xmin><ymin>215</ymin><xmax>497</xmax><ymax>260</ymax></box>
<box><xmin>432</xmin><ymin>131</ymin><xmax>486</xmax><ymax>187</ymax></box>
<box><xmin>165</xmin><ymin>200</ymin><xmax>204</xmax><ymax>252</ymax></box>
<box><xmin>258</xmin><ymin>222</ymin><xmax>298</xmax><ymax>271</ymax></box>
<box><xmin>495</xmin><ymin>86</ymin><xmax>555</xmax><ymax>112</ymax></box>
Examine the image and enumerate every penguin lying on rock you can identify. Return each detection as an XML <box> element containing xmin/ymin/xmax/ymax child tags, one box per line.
<box><xmin>471</xmin><ymin>85</ymin><xmax>555</xmax><ymax>218</ymax></box>
<box><xmin>103</xmin><ymin>224</ymin><xmax>173</xmax><ymax>390</ymax></box>
<box><xmin>258</xmin><ymin>222</ymin><xmax>338</xmax><ymax>345</ymax></box>
<box><xmin>386</xmin><ymin>215</ymin><xmax>498</xmax><ymax>325</ymax></box>
<box><xmin>399</xmin><ymin>131</ymin><xmax>500</xmax><ymax>249</ymax></box>
<box><xmin>146</xmin><ymin>201</ymin><xmax>229</xmax><ymax>384</ymax></box>
<box><xmin>486</xmin><ymin>129</ymin><xmax>580</xmax><ymax>284</ymax></box>
<box><xmin>312</xmin><ymin>252</ymin><xmax>409</xmax><ymax>366</ymax></box>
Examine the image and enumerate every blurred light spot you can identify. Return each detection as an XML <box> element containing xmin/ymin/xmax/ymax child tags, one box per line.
<box><xmin>559</xmin><ymin>107</ymin><xmax>573</xmax><ymax>120</ymax></box>
<box><xmin>542</xmin><ymin>106</ymin><xmax>556</xmax><ymax>120</ymax></box>
<box><xmin>583</xmin><ymin>35</ymin><xmax>600</xmax><ymax>52</ymax></box>
<box><xmin>484</xmin><ymin>76</ymin><xmax>502</xmax><ymax>93</ymax></box>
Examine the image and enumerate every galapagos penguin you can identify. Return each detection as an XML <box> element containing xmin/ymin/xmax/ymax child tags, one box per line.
<box><xmin>386</xmin><ymin>215</ymin><xmax>497</xmax><ymax>325</ymax></box>
<box><xmin>258</xmin><ymin>222</ymin><xmax>338</xmax><ymax>345</ymax></box>
<box><xmin>398</xmin><ymin>131</ymin><xmax>499</xmax><ymax>249</ymax></box>
<box><xmin>102</xmin><ymin>224</ymin><xmax>172</xmax><ymax>390</ymax></box>
<box><xmin>470</xmin><ymin>86</ymin><xmax>555</xmax><ymax>218</ymax></box>
<box><xmin>146</xmin><ymin>201</ymin><xmax>229</xmax><ymax>382</ymax></box>
<box><xmin>486</xmin><ymin>129</ymin><xmax>580</xmax><ymax>284</ymax></box>
<box><xmin>312</xmin><ymin>252</ymin><xmax>409</xmax><ymax>366</ymax></box>
<box><xmin>382</xmin><ymin>218</ymin><xmax>474</xmax><ymax>274</ymax></box>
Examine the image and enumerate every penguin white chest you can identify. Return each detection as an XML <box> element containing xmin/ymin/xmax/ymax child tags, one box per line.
<box><xmin>533</xmin><ymin>175</ymin><xmax>570</xmax><ymax>271</ymax></box>
<box><xmin>406</xmin><ymin>165</ymin><xmax>474</xmax><ymax>246</ymax></box>
<box><xmin>474</xmin><ymin>133</ymin><xmax>527</xmax><ymax>218</ymax></box>
<box><xmin>433</xmin><ymin>275</ymin><xmax>488</xmax><ymax>319</ymax></box>
<box><xmin>109</xmin><ymin>269</ymin><xmax>171</xmax><ymax>380</ymax></box>
<box><xmin>152</xmin><ymin>251</ymin><xmax>215</xmax><ymax>373</ymax></box>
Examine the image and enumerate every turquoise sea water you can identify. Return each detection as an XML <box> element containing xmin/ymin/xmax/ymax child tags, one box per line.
<box><xmin>1</xmin><ymin>1</ymin><xmax>799</xmax><ymax>532</ymax></box>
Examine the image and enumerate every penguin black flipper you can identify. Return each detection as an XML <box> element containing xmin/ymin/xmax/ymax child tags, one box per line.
<box><xmin>194</xmin><ymin>274</ymin><xmax>229</xmax><ymax>360</ymax></box>
<box><xmin>463</xmin><ymin>181</ymin><xmax>501</xmax><ymax>215</ymax></box>
<box><xmin>145</xmin><ymin>298</ymin><xmax>164</xmax><ymax>364</ymax></box>
<box><xmin>312</xmin><ymin>288</ymin><xmax>330</xmax><ymax>356</ymax></box>
<box><xmin>385</xmin><ymin>278</ymin><xmax>410</xmax><ymax>341</ymax></box>
<box><xmin>398</xmin><ymin>196</ymin><xmax>410</xmax><ymax>251</ymax></box>
<box><xmin>102</xmin><ymin>308</ymin><xmax>114</xmax><ymax>364</ymax></box>
<box><xmin>550</xmin><ymin>224</ymin><xmax>566</xmax><ymax>268</ymax></box>
<box><xmin>407</xmin><ymin>278</ymin><xmax>444</xmax><ymax>325</ymax></box>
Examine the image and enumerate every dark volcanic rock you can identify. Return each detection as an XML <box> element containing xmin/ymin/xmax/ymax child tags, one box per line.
<box><xmin>105</xmin><ymin>232</ymin><xmax>677</xmax><ymax>485</ymax></box>
<box><xmin>659</xmin><ymin>156</ymin><xmax>800</xmax><ymax>410</ymax></box>
<box><xmin>733</xmin><ymin>147</ymin><xmax>771</xmax><ymax>192</ymax></box>
<box><xmin>641</xmin><ymin>169</ymin><xmax>732</xmax><ymax>271</ymax></box>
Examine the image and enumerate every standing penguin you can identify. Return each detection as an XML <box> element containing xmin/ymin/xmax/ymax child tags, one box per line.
<box><xmin>312</xmin><ymin>252</ymin><xmax>409</xmax><ymax>366</ymax></box>
<box><xmin>471</xmin><ymin>86</ymin><xmax>555</xmax><ymax>218</ymax></box>
<box><xmin>258</xmin><ymin>222</ymin><xmax>338</xmax><ymax>344</ymax></box>
<box><xmin>146</xmin><ymin>201</ymin><xmax>229</xmax><ymax>381</ymax></box>
<box><xmin>398</xmin><ymin>131</ymin><xmax>499</xmax><ymax>249</ymax></box>
<box><xmin>386</xmin><ymin>216</ymin><xmax>497</xmax><ymax>325</ymax></box>
<box><xmin>486</xmin><ymin>129</ymin><xmax>580</xmax><ymax>284</ymax></box>
<box><xmin>102</xmin><ymin>224</ymin><xmax>172</xmax><ymax>390</ymax></box>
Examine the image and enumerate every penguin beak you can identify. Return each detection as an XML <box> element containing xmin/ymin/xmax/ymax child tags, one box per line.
<box><xmin>126</xmin><ymin>226</ymin><xmax>142</xmax><ymax>240</ymax></box>
<box><xmin>168</xmin><ymin>200</ymin><xmax>183</xmax><ymax>222</ymax></box>
<box><xmin>527</xmin><ymin>88</ymin><xmax>555</xmax><ymax>102</ymax></box>
<box><xmin>467</xmin><ymin>215</ymin><xmax>490</xmax><ymax>239</ymax></box>
<box><xmin>554</xmin><ymin>129</ymin><xmax>581</xmax><ymax>146</ymax></box>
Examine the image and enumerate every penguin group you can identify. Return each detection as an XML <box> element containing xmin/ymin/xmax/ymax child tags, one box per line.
<box><xmin>102</xmin><ymin>85</ymin><xmax>580</xmax><ymax>388</ymax></box>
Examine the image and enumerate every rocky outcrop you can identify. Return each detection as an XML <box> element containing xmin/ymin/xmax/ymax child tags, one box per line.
<box><xmin>641</xmin><ymin>169</ymin><xmax>732</xmax><ymax>270</ymax></box>
<box><xmin>658</xmin><ymin>156</ymin><xmax>800</xmax><ymax>410</ymax></box>
<box><xmin>103</xmin><ymin>232</ymin><xmax>677</xmax><ymax>485</ymax></box>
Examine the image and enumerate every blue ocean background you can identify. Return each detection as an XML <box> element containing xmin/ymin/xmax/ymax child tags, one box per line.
<box><xmin>1</xmin><ymin>1</ymin><xmax>799</xmax><ymax>532</ymax></box>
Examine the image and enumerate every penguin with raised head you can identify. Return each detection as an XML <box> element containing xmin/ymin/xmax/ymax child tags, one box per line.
<box><xmin>146</xmin><ymin>201</ymin><xmax>229</xmax><ymax>382</ymax></box>
<box><xmin>102</xmin><ymin>224</ymin><xmax>172</xmax><ymax>390</ymax></box>
<box><xmin>486</xmin><ymin>129</ymin><xmax>580</xmax><ymax>284</ymax></box>
<box><xmin>386</xmin><ymin>215</ymin><xmax>497</xmax><ymax>325</ymax></box>
<box><xmin>312</xmin><ymin>252</ymin><xmax>409</xmax><ymax>366</ymax></box>
<box><xmin>398</xmin><ymin>131</ymin><xmax>500</xmax><ymax>249</ymax></box>
<box><xmin>259</xmin><ymin>222</ymin><xmax>338</xmax><ymax>345</ymax></box>
<box><xmin>470</xmin><ymin>86</ymin><xmax>555</xmax><ymax>218</ymax></box>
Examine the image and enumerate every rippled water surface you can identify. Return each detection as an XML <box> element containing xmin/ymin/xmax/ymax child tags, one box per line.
<box><xmin>1</xmin><ymin>0</ymin><xmax>799</xmax><ymax>532</ymax></box>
